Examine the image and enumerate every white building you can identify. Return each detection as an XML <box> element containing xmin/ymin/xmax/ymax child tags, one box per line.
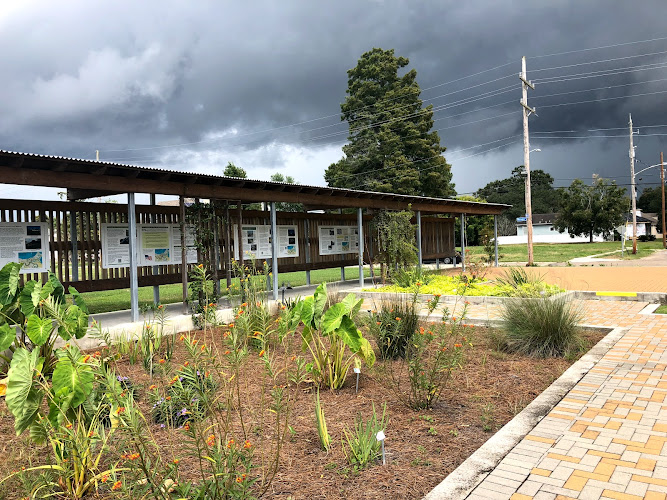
<box><xmin>497</xmin><ymin>213</ymin><xmax>605</xmax><ymax>245</ymax></box>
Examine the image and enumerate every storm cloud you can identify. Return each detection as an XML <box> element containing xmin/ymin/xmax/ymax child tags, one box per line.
<box><xmin>1</xmin><ymin>0</ymin><xmax>667</xmax><ymax>198</ymax></box>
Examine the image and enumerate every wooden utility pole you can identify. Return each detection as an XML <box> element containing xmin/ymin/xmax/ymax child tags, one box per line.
<box><xmin>520</xmin><ymin>56</ymin><xmax>536</xmax><ymax>265</ymax></box>
<box><xmin>662</xmin><ymin>152</ymin><xmax>666</xmax><ymax>248</ymax></box>
<box><xmin>629</xmin><ymin>114</ymin><xmax>638</xmax><ymax>254</ymax></box>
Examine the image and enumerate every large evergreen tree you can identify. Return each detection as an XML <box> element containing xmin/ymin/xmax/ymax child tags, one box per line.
<box><xmin>325</xmin><ymin>48</ymin><xmax>454</xmax><ymax>197</ymax></box>
<box><xmin>224</xmin><ymin>162</ymin><xmax>247</xmax><ymax>178</ymax></box>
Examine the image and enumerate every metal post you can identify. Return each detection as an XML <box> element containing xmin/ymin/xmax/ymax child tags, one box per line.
<box><xmin>150</xmin><ymin>193</ymin><xmax>160</xmax><ymax>304</ymax></box>
<box><xmin>127</xmin><ymin>193</ymin><xmax>139</xmax><ymax>322</ymax></box>
<box><xmin>212</xmin><ymin>201</ymin><xmax>221</xmax><ymax>294</ymax></box>
<box><xmin>460</xmin><ymin>214</ymin><xmax>466</xmax><ymax>272</ymax></box>
<box><xmin>494</xmin><ymin>215</ymin><xmax>499</xmax><ymax>267</ymax></box>
<box><xmin>435</xmin><ymin>219</ymin><xmax>440</xmax><ymax>270</ymax></box>
<box><xmin>270</xmin><ymin>202</ymin><xmax>279</xmax><ymax>301</ymax></box>
<box><xmin>70</xmin><ymin>210</ymin><xmax>78</xmax><ymax>281</ymax></box>
<box><xmin>358</xmin><ymin>208</ymin><xmax>364</xmax><ymax>287</ymax></box>
<box><xmin>304</xmin><ymin>218</ymin><xmax>311</xmax><ymax>285</ymax></box>
<box><xmin>224</xmin><ymin>203</ymin><xmax>232</xmax><ymax>288</ymax></box>
<box><xmin>341</xmin><ymin>262</ymin><xmax>345</xmax><ymax>281</ymax></box>
<box><xmin>416</xmin><ymin>210</ymin><xmax>422</xmax><ymax>268</ymax></box>
<box><xmin>180</xmin><ymin>196</ymin><xmax>188</xmax><ymax>314</ymax></box>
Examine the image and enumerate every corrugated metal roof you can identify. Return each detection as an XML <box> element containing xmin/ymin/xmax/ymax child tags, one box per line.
<box><xmin>0</xmin><ymin>149</ymin><xmax>510</xmax><ymax>213</ymax></box>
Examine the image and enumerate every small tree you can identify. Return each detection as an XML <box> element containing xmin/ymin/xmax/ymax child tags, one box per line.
<box><xmin>554</xmin><ymin>177</ymin><xmax>629</xmax><ymax>242</ymax></box>
<box><xmin>223</xmin><ymin>162</ymin><xmax>247</xmax><ymax>178</ymax></box>
<box><xmin>373</xmin><ymin>210</ymin><xmax>417</xmax><ymax>283</ymax></box>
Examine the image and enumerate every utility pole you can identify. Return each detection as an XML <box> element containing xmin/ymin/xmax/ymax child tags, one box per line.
<box><xmin>96</xmin><ymin>150</ymin><xmax>99</xmax><ymax>161</ymax></box>
<box><xmin>661</xmin><ymin>151</ymin><xmax>666</xmax><ymax>248</ymax></box>
<box><xmin>520</xmin><ymin>56</ymin><xmax>536</xmax><ymax>265</ymax></box>
<box><xmin>629</xmin><ymin>114</ymin><xmax>637</xmax><ymax>254</ymax></box>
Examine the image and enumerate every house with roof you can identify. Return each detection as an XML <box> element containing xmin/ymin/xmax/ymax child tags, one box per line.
<box><xmin>497</xmin><ymin>213</ymin><xmax>605</xmax><ymax>244</ymax></box>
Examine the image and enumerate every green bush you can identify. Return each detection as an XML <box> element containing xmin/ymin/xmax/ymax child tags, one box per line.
<box><xmin>499</xmin><ymin>296</ymin><xmax>584</xmax><ymax>357</ymax></box>
<box><xmin>342</xmin><ymin>403</ymin><xmax>387</xmax><ymax>468</ymax></box>
<box><xmin>370</xmin><ymin>296</ymin><xmax>419</xmax><ymax>360</ymax></box>
<box><xmin>391</xmin><ymin>267</ymin><xmax>434</xmax><ymax>288</ymax></box>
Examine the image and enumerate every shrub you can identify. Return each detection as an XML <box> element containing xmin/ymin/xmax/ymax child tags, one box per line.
<box><xmin>391</xmin><ymin>266</ymin><xmax>433</xmax><ymax>288</ymax></box>
<box><xmin>495</xmin><ymin>267</ymin><xmax>545</xmax><ymax>289</ymax></box>
<box><xmin>499</xmin><ymin>295</ymin><xmax>584</xmax><ymax>357</ymax></box>
<box><xmin>370</xmin><ymin>295</ymin><xmax>420</xmax><ymax>360</ymax></box>
<box><xmin>379</xmin><ymin>302</ymin><xmax>471</xmax><ymax>410</ymax></box>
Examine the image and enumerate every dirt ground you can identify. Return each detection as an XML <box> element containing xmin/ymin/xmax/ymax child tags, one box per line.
<box><xmin>0</xmin><ymin>325</ymin><xmax>604</xmax><ymax>500</ymax></box>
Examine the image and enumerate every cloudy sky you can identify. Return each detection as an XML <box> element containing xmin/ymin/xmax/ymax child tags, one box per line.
<box><xmin>2</xmin><ymin>0</ymin><xmax>667</xmax><ymax>202</ymax></box>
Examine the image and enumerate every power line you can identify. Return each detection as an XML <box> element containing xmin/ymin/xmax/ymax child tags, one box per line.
<box><xmin>529</xmin><ymin>35</ymin><xmax>667</xmax><ymax>59</ymax></box>
<box><xmin>533</xmin><ymin>76</ymin><xmax>667</xmax><ymax>101</ymax></box>
<box><xmin>532</xmin><ymin>49</ymin><xmax>667</xmax><ymax>73</ymax></box>
<box><xmin>534</xmin><ymin>61</ymin><xmax>667</xmax><ymax>84</ymax></box>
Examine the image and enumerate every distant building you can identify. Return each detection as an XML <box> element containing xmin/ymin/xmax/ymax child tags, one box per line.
<box><xmin>497</xmin><ymin>213</ymin><xmax>605</xmax><ymax>244</ymax></box>
<box><xmin>617</xmin><ymin>210</ymin><xmax>657</xmax><ymax>239</ymax></box>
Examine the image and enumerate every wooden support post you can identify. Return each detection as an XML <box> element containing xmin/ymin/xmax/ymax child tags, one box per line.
<box><xmin>70</xmin><ymin>210</ymin><xmax>78</xmax><ymax>281</ymax></box>
<box><xmin>127</xmin><ymin>193</ymin><xmax>139</xmax><ymax>322</ymax></box>
<box><xmin>460</xmin><ymin>214</ymin><xmax>466</xmax><ymax>272</ymax></box>
<box><xmin>150</xmin><ymin>193</ymin><xmax>160</xmax><ymax>304</ymax></box>
<box><xmin>270</xmin><ymin>202</ymin><xmax>278</xmax><ymax>301</ymax></box>
<box><xmin>212</xmin><ymin>201</ymin><xmax>221</xmax><ymax>295</ymax></box>
<box><xmin>180</xmin><ymin>195</ymin><xmax>187</xmax><ymax>314</ymax></box>
<box><xmin>304</xmin><ymin>218</ymin><xmax>311</xmax><ymax>285</ymax></box>
<box><xmin>224</xmin><ymin>203</ymin><xmax>232</xmax><ymax>288</ymax></box>
<box><xmin>358</xmin><ymin>207</ymin><xmax>364</xmax><ymax>287</ymax></box>
<box><xmin>494</xmin><ymin>215</ymin><xmax>499</xmax><ymax>267</ymax></box>
<box><xmin>416</xmin><ymin>210</ymin><xmax>422</xmax><ymax>268</ymax></box>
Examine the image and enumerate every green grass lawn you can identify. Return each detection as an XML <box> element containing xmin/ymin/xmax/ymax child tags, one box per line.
<box><xmin>466</xmin><ymin>240</ymin><xmax>665</xmax><ymax>263</ymax></box>
<box><xmin>77</xmin><ymin>266</ymin><xmax>371</xmax><ymax>314</ymax></box>
<box><xmin>656</xmin><ymin>305</ymin><xmax>667</xmax><ymax>314</ymax></box>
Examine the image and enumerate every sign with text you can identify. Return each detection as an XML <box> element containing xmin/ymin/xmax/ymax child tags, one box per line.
<box><xmin>318</xmin><ymin>225</ymin><xmax>359</xmax><ymax>255</ymax></box>
<box><xmin>0</xmin><ymin>222</ymin><xmax>50</xmax><ymax>273</ymax></box>
<box><xmin>233</xmin><ymin>224</ymin><xmax>299</xmax><ymax>260</ymax></box>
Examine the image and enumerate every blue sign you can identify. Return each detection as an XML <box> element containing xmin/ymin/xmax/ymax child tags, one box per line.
<box><xmin>516</xmin><ymin>217</ymin><xmax>527</xmax><ymax>222</ymax></box>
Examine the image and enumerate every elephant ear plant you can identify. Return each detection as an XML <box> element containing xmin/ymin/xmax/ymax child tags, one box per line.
<box><xmin>291</xmin><ymin>283</ymin><xmax>375</xmax><ymax>389</ymax></box>
<box><xmin>0</xmin><ymin>262</ymin><xmax>89</xmax><ymax>375</ymax></box>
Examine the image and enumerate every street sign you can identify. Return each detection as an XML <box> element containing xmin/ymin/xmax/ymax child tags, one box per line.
<box><xmin>516</xmin><ymin>217</ymin><xmax>527</xmax><ymax>222</ymax></box>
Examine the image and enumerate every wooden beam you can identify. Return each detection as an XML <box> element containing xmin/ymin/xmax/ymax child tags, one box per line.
<box><xmin>0</xmin><ymin>163</ymin><xmax>507</xmax><ymax>215</ymax></box>
<box><xmin>67</xmin><ymin>188</ymin><xmax>123</xmax><ymax>201</ymax></box>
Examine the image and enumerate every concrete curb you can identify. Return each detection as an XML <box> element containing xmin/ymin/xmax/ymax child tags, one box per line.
<box><xmin>423</xmin><ymin>325</ymin><xmax>627</xmax><ymax>500</ymax></box>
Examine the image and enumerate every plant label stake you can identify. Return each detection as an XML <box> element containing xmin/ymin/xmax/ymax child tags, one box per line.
<box><xmin>376</xmin><ymin>430</ymin><xmax>386</xmax><ymax>465</ymax></box>
<box><xmin>354</xmin><ymin>367</ymin><xmax>361</xmax><ymax>393</ymax></box>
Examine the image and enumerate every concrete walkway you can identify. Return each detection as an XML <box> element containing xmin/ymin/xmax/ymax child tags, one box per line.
<box><xmin>427</xmin><ymin>299</ymin><xmax>667</xmax><ymax>500</ymax></box>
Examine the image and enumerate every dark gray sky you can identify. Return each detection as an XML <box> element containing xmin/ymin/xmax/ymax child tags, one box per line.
<box><xmin>2</xmin><ymin>0</ymin><xmax>667</xmax><ymax>201</ymax></box>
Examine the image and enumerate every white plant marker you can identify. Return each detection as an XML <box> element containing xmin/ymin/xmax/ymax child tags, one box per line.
<box><xmin>376</xmin><ymin>430</ymin><xmax>386</xmax><ymax>465</ymax></box>
<box><xmin>354</xmin><ymin>367</ymin><xmax>361</xmax><ymax>393</ymax></box>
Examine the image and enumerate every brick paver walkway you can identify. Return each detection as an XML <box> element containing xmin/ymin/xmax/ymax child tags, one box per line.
<box><xmin>463</xmin><ymin>300</ymin><xmax>667</xmax><ymax>500</ymax></box>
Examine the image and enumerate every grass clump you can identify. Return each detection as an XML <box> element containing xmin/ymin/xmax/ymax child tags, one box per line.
<box><xmin>498</xmin><ymin>295</ymin><xmax>584</xmax><ymax>357</ymax></box>
<box><xmin>369</xmin><ymin>295</ymin><xmax>420</xmax><ymax>360</ymax></box>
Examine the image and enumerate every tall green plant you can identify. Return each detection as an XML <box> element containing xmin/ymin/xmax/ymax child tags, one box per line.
<box><xmin>373</xmin><ymin>210</ymin><xmax>417</xmax><ymax>283</ymax></box>
<box><xmin>290</xmin><ymin>283</ymin><xmax>375</xmax><ymax>389</ymax></box>
<box><xmin>0</xmin><ymin>262</ymin><xmax>88</xmax><ymax>375</ymax></box>
<box><xmin>314</xmin><ymin>389</ymin><xmax>331</xmax><ymax>451</ymax></box>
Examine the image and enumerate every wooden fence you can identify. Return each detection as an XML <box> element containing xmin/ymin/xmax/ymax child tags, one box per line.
<box><xmin>0</xmin><ymin>199</ymin><xmax>455</xmax><ymax>293</ymax></box>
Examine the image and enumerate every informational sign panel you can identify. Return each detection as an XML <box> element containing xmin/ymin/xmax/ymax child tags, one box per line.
<box><xmin>0</xmin><ymin>222</ymin><xmax>50</xmax><ymax>273</ymax></box>
<box><xmin>102</xmin><ymin>223</ymin><xmax>197</xmax><ymax>269</ymax></box>
<box><xmin>318</xmin><ymin>225</ymin><xmax>359</xmax><ymax>255</ymax></box>
<box><xmin>233</xmin><ymin>224</ymin><xmax>299</xmax><ymax>260</ymax></box>
<box><xmin>139</xmin><ymin>224</ymin><xmax>172</xmax><ymax>266</ymax></box>
<box><xmin>171</xmin><ymin>225</ymin><xmax>198</xmax><ymax>265</ymax></box>
<box><xmin>101</xmin><ymin>223</ymin><xmax>131</xmax><ymax>269</ymax></box>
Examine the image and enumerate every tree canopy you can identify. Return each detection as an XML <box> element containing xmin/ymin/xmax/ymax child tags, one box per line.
<box><xmin>554</xmin><ymin>177</ymin><xmax>629</xmax><ymax>242</ymax></box>
<box><xmin>475</xmin><ymin>166</ymin><xmax>559</xmax><ymax>221</ymax></box>
<box><xmin>325</xmin><ymin>48</ymin><xmax>454</xmax><ymax>198</ymax></box>
<box><xmin>637</xmin><ymin>186</ymin><xmax>663</xmax><ymax>228</ymax></box>
<box><xmin>270</xmin><ymin>173</ymin><xmax>302</xmax><ymax>212</ymax></box>
<box><xmin>224</xmin><ymin>162</ymin><xmax>247</xmax><ymax>178</ymax></box>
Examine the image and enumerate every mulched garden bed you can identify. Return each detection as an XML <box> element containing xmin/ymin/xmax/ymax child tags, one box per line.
<box><xmin>0</xmin><ymin>324</ymin><xmax>605</xmax><ymax>500</ymax></box>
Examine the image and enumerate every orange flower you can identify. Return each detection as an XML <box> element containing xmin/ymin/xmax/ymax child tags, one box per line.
<box><xmin>112</xmin><ymin>481</ymin><xmax>122</xmax><ymax>491</ymax></box>
<box><xmin>224</xmin><ymin>350</ymin><xmax>231</xmax><ymax>355</ymax></box>
<box><xmin>243</xmin><ymin>440</ymin><xmax>252</xmax><ymax>449</ymax></box>
<box><xmin>192</xmin><ymin>340</ymin><xmax>198</xmax><ymax>345</ymax></box>
<box><xmin>236</xmin><ymin>474</ymin><xmax>247</xmax><ymax>483</ymax></box>
<box><xmin>184</xmin><ymin>422</ymin><xmax>190</xmax><ymax>431</ymax></box>
<box><xmin>158</xmin><ymin>304</ymin><xmax>164</xmax><ymax>309</ymax></box>
<box><xmin>93</xmin><ymin>351</ymin><xmax>101</xmax><ymax>358</ymax></box>
<box><xmin>173</xmin><ymin>459</ymin><xmax>180</xmax><ymax>464</ymax></box>
<box><xmin>226</xmin><ymin>438</ymin><xmax>235</xmax><ymax>448</ymax></box>
<box><xmin>454</xmin><ymin>343</ymin><xmax>462</xmax><ymax>348</ymax></box>
<box><xmin>179</xmin><ymin>335</ymin><xmax>186</xmax><ymax>341</ymax></box>
<box><xmin>149</xmin><ymin>384</ymin><xmax>157</xmax><ymax>390</ymax></box>
<box><xmin>116</xmin><ymin>407</ymin><xmax>125</xmax><ymax>415</ymax></box>
<box><xmin>201</xmin><ymin>344</ymin><xmax>206</xmax><ymax>351</ymax></box>
<box><xmin>229</xmin><ymin>323</ymin><xmax>235</xmax><ymax>328</ymax></box>
<box><xmin>159</xmin><ymin>359</ymin><xmax>165</xmax><ymax>364</ymax></box>
<box><xmin>66</xmin><ymin>422</ymin><xmax>73</xmax><ymax>429</ymax></box>
<box><xmin>376</xmin><ymin>321</ymin><xmax>381</xmax><ymax>325</ymax></box>
<box><xmin>101</xmin><ymin>475</ymin><xmax>108</xmax><ymax>483</ymax></box>
<box><xmin>165</xmin><ymin>396</ymin><xmax>171</xmax><ymax>401</ymax></box>
<box><xmin>419</xmin><ymin>327</ymin><xmax>425</xmax><ymax>334</ymax></box>
<box><xmin>434</xmin><ymin>294</ymin><xmax>441</xmax><ymax>298</ymax></box>
<box><xmin>184</xmin><ymin>361</ymin><xmax>189</xmax><ymax>367</ymax></box>
<box><xmin>81</xmin><ymin>355</ymin><xmax>91</xmax><ymax>363</ymax></box>
<box><xmin>395</xmin><ymin>317</ymin><xmax>401</xmax><ymax>322</ymax></box>
<box><xmin>259</xmin><ymin>350</ymin><xmax>265</xmax><ymax>357</ymax></box>
<box><xmin>206</xmin><ymin>434</ymin><xmax>215</xmax><ymax>446</ymax></box>
<box><xmin>452</xmin><ymin>317</ymin><xmax>457</xmax><ymax>322</ymax></box>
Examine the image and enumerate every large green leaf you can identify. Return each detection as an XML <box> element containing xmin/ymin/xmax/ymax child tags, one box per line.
<box><xmin>298</xmin><ymin>296</ymin><xmax>315</xmax><ymax>329</ymax></box>
<box><xmin>6</xmin><ymin>348</ymin><xmax>45</xmax><ymax>435</ymax></box>
<box><xmin>321</xmin><ymin>302</ymin><xmax>348</xmax><ymax>334</ymax></box>
<box><xmin>47</xmin><ymin>273</ymin><xmax>65</xmax><ymax>302</ymax></box>
<box><xmin>341</xmin><ymin>293</ymin><xmax>363</xmax><ymax>318</ymax></box>
<box><xmin>358</xmin><ymin>337</ymin><xmax>376</xmax><ymax>368</ymax></box>
<box><xmin>68</xmin><ymin>286</ymin><xmax>89</xmax><ymax>315</ymax></box>
<box><xmin>0</xmin><ymin>262</ymin><xmax>22</xmax><ymax>306</ymax></box>
<box><xmin>312</xmin><ymin>283</ymin><xmax>327</xmax><ymax>326</ymax></box>
<box><xmin>0</xmin><ymin>323</ymin><xmax>16</xmax><ymax>351</ymax></box>
<box><xmin>52</xmin><ymin>348</ymin><xmax>94</xmax><ymax>409</ymax></box>
<box><xmin>26</xmin><ymin>314</ymin><xmax>52</xmax><ymax>346</ymax></box>
<box><xmin>336</xmin><ymin>315</ymin><xmax>363</xmax><ymax>353</ymax></box>
<box><xmin>60</xmin><ymin>305</ymin><xmax>88</xmax><ymax>340</ymax></box>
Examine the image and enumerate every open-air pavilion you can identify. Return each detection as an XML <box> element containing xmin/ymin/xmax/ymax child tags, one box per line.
<box><xmin>0</xmin><ymin>149</ymin><xmax>509</xmax><ymax>321</ymax></box>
